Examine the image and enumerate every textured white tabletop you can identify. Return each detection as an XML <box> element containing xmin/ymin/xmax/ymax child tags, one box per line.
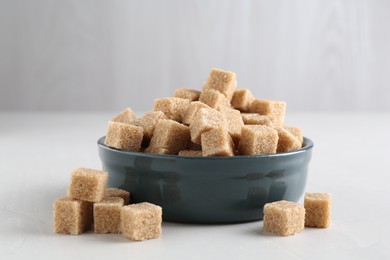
<box><xmin>1</xmin><ymin>112</ymin><xmax>389</xmax><ymax>260</ymax></box>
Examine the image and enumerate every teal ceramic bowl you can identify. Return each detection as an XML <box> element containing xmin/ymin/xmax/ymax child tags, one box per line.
<box><xmin>98</xmin><ymin>137</ymin><xmax>313</xmax><ymax>224</ymax></box>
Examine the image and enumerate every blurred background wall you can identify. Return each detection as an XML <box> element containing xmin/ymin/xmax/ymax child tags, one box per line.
<box><xmin>0</xmin><ymin>0</ymin><xmax>389</xmax><ymax>112</ymax></box>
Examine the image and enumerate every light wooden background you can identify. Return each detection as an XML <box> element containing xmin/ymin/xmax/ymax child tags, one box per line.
<box><xmin>0</xmin><ymin>0</ymin><xmax>389</xmax><ymax>112</ymax></box>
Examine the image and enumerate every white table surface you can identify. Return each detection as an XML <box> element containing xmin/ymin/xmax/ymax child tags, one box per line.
<box><xmin>1</xmin><ymin>112</ymin><xmax>389</xmax><ymax>260</ymax></box>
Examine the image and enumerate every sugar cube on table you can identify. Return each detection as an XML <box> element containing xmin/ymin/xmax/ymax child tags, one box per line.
<box><xmin>67</xmin><ymin>168</ymin><xmax>108</xmax><ymax>202</ymax></box>
<box><xmin>105</xmin><ymin>121</ymin><xmax>143</xmax><ymax>152</ymax></box>
<box><xmin>147</xmin><ymin>119</ymin><xmax>190</xmax><ymax>155</ymax></box>
<box><xmin>238</xmin><ymin>125</ymin><xmax>279</xmax><ymax>155</ymax></box>
<box><xmin>121</xmin><ymin>202</ymin><xmax>162</xmax><ymax>241</ymax></box>
<box><xmin>174</xmin><ymin>88</ymin><xmax>201</xmax><ymax>101</ymax></box>
<box><xmin>231</xmin><ymin>89</ymin><xmax>255</xmax><ymax>112</ymax></box>
<box><xmin>111</xmin><ymin>107</ymin><xmax>136</xmax><ymax>124</ymax></box>
<box><xmin>263</xmin><ymin>200</ymin><xmax>305</xmax><ymax>236</ymax></box>
<box><xmin>201</xmin><ymin>128</ymin><xmax>234</xmax><ymax>156</ymax></box>
<box><xmin>94</xmin><ymin>197</ymin><xmax>124</xmax><ymax>234</ymax></box>
<box><xmin>203</xmin><ymin>68</ymin><xmax>237</xmax><ymax>101</ymax></box>
<box><xmin>105</xmin><ymin>188</ymin><xmax>130</xmax><ymax>205</ymax></box>
<box><xmin>304</xmin><ymin>192</ymin><xmax>331</xmax><ymax>228</ymax></box>
<box><xmin>53</xmin><ymin>197</ymin><xmax>93</xmax><ymax>235</ymax></box>
<box><xmin>189</xmin><ymin>107</ymin><xmax>228</xmax><ymax>144</ymax></box>
<box><xmin>153</xmin><ymin>97</ymin><xmax>190</xmax><ymax>122</ymax></box>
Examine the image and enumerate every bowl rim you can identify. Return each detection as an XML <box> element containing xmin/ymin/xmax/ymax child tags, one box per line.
<box><xmin>98</xmin><ymin>136</ymin><xmax>313</xmax><ymax>160</ymax></box>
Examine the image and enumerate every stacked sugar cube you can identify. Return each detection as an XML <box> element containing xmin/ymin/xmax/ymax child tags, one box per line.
<box><xmin>104</xmin><ymin>68</ymin><xmax>304</xmax><ymax>156</ymax></box>
<box><xmin>53</xmin><ymin>168</ymin><xmax>162</xmax><ymax>241</ymax></box>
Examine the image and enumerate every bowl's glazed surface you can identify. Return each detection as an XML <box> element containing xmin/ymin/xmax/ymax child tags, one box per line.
<box><xmin>98</xmin><ymin>137</ymin><xmax>313</xmax><ymax>224</ymax></box>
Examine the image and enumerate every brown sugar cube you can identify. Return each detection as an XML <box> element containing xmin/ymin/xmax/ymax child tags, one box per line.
<box><xmin>182</xmin><ymin>101</ymin><xmax>211</xmax><ymax>125</ymax></box>
<box><xmin>121</xmin><ymin>202</ymin><xmax>162</xmax><ymax>241</ymax></box>
<box><xmin>304</xmin><ymin>193</ymin><xmax>331</xmax><ymax>228</ymax></box>
<box><xmin>188</xmin><ymin>141</ymin><xmax>202</xmax><ymax>151</ymax></box>
<box><xmin>105</xmin><ymin>121</ymin><xmax>143</xmax><ymax>152</ymax></box>
<box><xmin>148</xmin><ymin>119</ymin><xmax>190</xmax><ymax>154</ymax></box>
<box><xmin>174</xmin><ymin>88</ymin><xmax>201</xmax><ymax>101</ymax></box>
<box><xmin>250</xmin><ymin>99</ymin><xmax>286</xmax><ymax>126</ymax></box>
<box><xmin>189</xmin><ymin>107</ymin><xmax>228</xmax><ymax>144</ymax></box>
<box><xmin>238</xmin><ymin>125</ymin><xmax>279</xmax><ymax>155</ymax></box>
<box><xmin>201</xmin><ymin>128</ymin><xmax>234</xmax><ymax>156</ymax></box>
<box><xmin>178</xmin><ymin>150</ymin><xmax>203</xmax><ymax>156</ymax></box>
<box><xmin>53</xmin><ymin>197</ymin><xmax>93</xmax><ymax>235</ymax></box>
<box><xmin>203</xmin><ymin>68</ymin><xmax>237</xmax><ymax>101</ymax></box>
<box><xmin>231</xmin><ymin>89</ymin><xmax>255</xmax><ymax>112</ymax></box>
<box><xmin>67</xmin><ymin>168</ymin><xmax>108</xmax><ymax>202</ymax></box>
<box><xmin>241</xmin><ymin>113</ymin><xmax>272</xmax><ymax>126</ymax></box>
<box><xmin>263</xmin><ymin>200</ymin><xmax>305</xmax><ymax>236</ymax></box>
<box><xmin>105</xmin><ymin>188</ymin><xmax>130</xmax><ymax>205</ymax></box>
<box><xmin>94</xmin><ymin>197</ymin><xmax>124</xmax><ymax>234</ymax></box>
<box><xmin>199</xmin><ymin>88</ymin><xmax>231</xmax><ymax>109</ymax></box>
<box><xmin>111</xmin><ymin>107</ymin><xmax>137</xmax><ymax>124</ymax></box>
<box><xmin>153</xmin><ymin>97</ymin><xmax>190</xmax><ymax>122</ymax></box>
<box><xmin>136</xmin><ymin>111</ymin><xmax>168</xmax><ymax>142</ymax></box>
<box><xmin>284</xmin><ymin>125</ymin><xmax>304</xmax><ymax>145</ymax></box>
<box><xmin>145</xmin><ymin>147</ymin><xmax>172</xmax><ymax>155</ymax></box>
<box><xmin>217</xmin><ymin>106</ymin><xmax>244</xmax><ymax>145</ymax></box>
<box><xmin>276</xmin><ymin>127</ymin><xmax>302</xmax><ymax>153</ymax></box>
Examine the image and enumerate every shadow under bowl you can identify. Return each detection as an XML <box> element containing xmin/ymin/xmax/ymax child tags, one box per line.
<box><xmin>98</xmin><ymin>137</ymin><xmax>314</xmax><ymax>224</ymax></box>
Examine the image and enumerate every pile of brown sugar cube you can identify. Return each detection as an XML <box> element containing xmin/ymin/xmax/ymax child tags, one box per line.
<box><xmin>263</xmin><ymin>192</ymin><xmax>331</xmax><ymax>236</ymax></box>
<box><xmin>53</xmin><ymin>168</ymin><xmax>162</xmax><ymax>241</ymax></box>
<box><xmin>104</xmin><ymin>67</ymin><xmax>303</xmax><ymax>156</ymax></box>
